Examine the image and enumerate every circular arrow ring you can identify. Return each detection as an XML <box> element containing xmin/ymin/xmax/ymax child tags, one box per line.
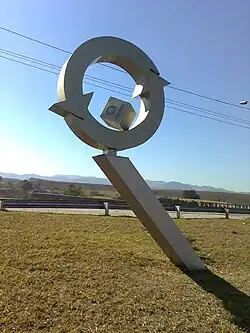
<box><xmin>55</xmin><ymin>36</ymin><xmax>166</xmax><ymax>151</ymax></box>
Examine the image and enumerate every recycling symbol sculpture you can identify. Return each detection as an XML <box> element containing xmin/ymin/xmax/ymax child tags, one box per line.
<box><xmin>49</xmin><ymin>36</ymin><xmax>205</xmax><ymax>271</ymax></box>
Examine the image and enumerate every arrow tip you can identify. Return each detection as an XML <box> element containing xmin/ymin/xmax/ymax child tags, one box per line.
<box><xmin>82</xmin><ymin>91</ymin><xmax>94</xmax><ymax>107</ymax></box>
<box><xmin>49</xmin><ymin>92</ymin><xmax>94</xmax><ymax>118</ymax></box>
<box><xmin>161</xmin><ymin>77</ymin><xmax>171</xmax><ymax>87</ymax></box>
<box><xmin>49</xmin><ymin>101</ymin><xmax>69</xmax><ymax>117</ymax></box>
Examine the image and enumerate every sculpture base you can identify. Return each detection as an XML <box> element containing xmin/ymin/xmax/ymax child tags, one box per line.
<box><xmin>93</xmin><ymin>154</ymin><xmax>206</xmax><ymax>271</ymax></box>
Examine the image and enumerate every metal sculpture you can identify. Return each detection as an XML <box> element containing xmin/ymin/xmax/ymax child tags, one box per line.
<box><xmin>49</xmin><ymin>36</ymin><xmax>205</xmax><ymax>271</ymax></box>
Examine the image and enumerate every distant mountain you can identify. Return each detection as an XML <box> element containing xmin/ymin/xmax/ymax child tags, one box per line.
<box><xmin>0</xmin><ymin>172</ymin><xmax>244</xmax><ymax>193</ymax></box>
<box><xmin>0</xmin><ymin>172</ymin><xmax>112</xmax><ymax>184</ymax></box>
<box><xmin>0</xmin><ymin>172</ymin><xmax>235</xmax><ymax>192</ymax></box>
<box><xmin>147</xmin><ymin>180</ymin><xmax>234</xmax><ymax>193</ymax></box>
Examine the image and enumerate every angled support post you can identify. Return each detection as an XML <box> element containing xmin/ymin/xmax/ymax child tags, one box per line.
<box><xmin>94</xmin><ymin>154</ymin><xmax>206</xmax><ymax>271</ymax></box>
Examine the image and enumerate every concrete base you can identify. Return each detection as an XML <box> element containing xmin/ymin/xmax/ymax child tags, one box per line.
<box><xmin>93</xmin><ymin>154</ymin><xmax>206</xmax><ymax>271</ymax></box>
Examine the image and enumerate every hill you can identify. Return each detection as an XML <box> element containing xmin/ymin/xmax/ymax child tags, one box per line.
<box><xmin>1</xmin><ymin>176</ymin><xmax>249</xmax><ymax>205</ymax></box>
<box><xmin>0</xmin><ymin>172</ymin><xmax>245</xmax><ymax>193</ymax></box>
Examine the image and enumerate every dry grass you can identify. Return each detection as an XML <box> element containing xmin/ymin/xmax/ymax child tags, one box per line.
<box><xmin>0</xmin><ymin>212</ymin><xmax>249</xmax><ymax>333</ymax></box>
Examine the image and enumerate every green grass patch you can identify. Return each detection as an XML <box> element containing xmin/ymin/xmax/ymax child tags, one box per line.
<box><xmin>0</xmin><ymin>212</ymin><xmax>249</xmax><ymax>332</ymax></box>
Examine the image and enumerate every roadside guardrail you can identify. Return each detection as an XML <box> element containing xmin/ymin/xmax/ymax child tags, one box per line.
<box><xmin>1</xmin><ymin>198</ymin><xmax>250</xmax><ymax>219</ymax></box>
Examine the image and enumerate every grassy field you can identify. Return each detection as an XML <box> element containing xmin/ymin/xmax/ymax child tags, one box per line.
<box><xmin>0</xmin><ymin>212</ymin><xmax>249</xmax><ymax>333</ymax></box>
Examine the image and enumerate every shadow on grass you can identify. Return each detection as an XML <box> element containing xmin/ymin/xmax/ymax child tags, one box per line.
<box><xmin>186</xmin><ymin>269</ymin><xmax>250</xmax><ymax>333</ymax></box>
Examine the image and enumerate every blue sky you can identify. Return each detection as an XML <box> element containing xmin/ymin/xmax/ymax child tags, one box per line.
<box><xmin>1</xmin><ymin>0</ymin><xmax>250</xmax><ymax>192</ymax></box>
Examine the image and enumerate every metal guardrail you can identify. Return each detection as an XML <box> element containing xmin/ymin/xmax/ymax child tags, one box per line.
<box><xmin>178</xmin><ymin>206</ymin><xmax>225</xmax><ymax>213</ymax></box>
<box><xmin>1</xmin><ymin>199</ymin><xmax>129</xmax><ymax>210</ymax></box>
<box><xmin>1</xmin><ymin>198</ymin><xmax>250</xmax><ymax>218</ymax></box>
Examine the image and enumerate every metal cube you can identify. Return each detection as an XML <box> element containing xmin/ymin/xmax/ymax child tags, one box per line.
<box><xmin>101</xmin><ymin>97</ymin><xmax>136</xmax><ymax>131</ymax></box>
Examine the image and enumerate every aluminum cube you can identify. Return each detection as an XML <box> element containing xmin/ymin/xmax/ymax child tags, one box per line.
<box><xmin>101</xmin><ymin>97</ymin><xmax>136</xmax><ymax>131</ymax></box>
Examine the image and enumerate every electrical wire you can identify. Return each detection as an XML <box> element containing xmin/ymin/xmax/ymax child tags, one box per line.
<box><xmin>166</xmin><ymin>99</ymin><xmax>250</xmax><ymax>125</ymax></box>
<box><xmin>0</xmin><ymin>48</ymin><xmax>132</xmax><ymax>92</ymax></box>
<box><xmin>1</xmin><ymin>48</ymin><xmax>249</xmax><ymax>125</ymax></box>
<box><xmin>0</xmin><ymin>54</ymin><xmax>131</xmax><ymax>96</ymax></box>
<box><xmin>0</xmin><ymin>52</ymin><xmax>249</xmax><ymax>130</ymax></box>
<box><xmin>166</xmin><ymin>106</ymin><xmax>250</xmax><ymax>129</ymax></box>
<box><xmin>0</xmin><ymin>26</ymin><xmax>124</xmax><ymax>73</ymax></box>
<box><xmin>0</xmin><ymin>48</ymin><xmax>62</xmax><ymax>70</ymax></box>
<box><xmin>168</xmin><ymin>86</ymin><xmax>250</xmax><ymax>110</ymax></box>
<box><xmin>1</xmin><ymin>26</ymin><xmax>249</xmax><ymax>110</ymax></box>
<box><xmin>0</xmin><ymin>54</ymin><xmax>59</xmax><ymax>75</ymax></box>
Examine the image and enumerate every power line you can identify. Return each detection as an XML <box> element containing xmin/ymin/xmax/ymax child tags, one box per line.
<box><xmin>4</xmin><ymin>47</ymin><xmax>248</xmax><ymax>122</ymax></box>
<box><xmin>0</xmin><ymin>48</ymin><xmax>132</xmax><ymax>92</ymax></box>
<box><xmin>0</xmin><ymin>54</ymin><xmax>59</xmax><ymax>75</ymax></box>
<box><xmin>1</xmin><ymin>26</ymin><xmax>249</xmax><ymax>110</ymax></box>
<box><xmin>1</xmin><ymin>48</ymin><xmax>249</xmax><ymax>125</ymax></box>
<box><xmin>0</xmin><ymin>27</ymin><xmax>71</xmax><ymax>54</ymax></box>
<box><xmin>0</xmin><ymin>48</ymin><xmax>61</xmax><ymax>70</ymax></box>
<box><xmin>166</xmin><ymin>99</ymin><xmax>250</xmax><ymax>125</ymax></box>
<box><xmin>168</xmin><ymin>86</ymin><xmax>250</xmax><ymax>110</ymax></box>
<box><xmin>0</xmin><ymin>54</ymin><xmax>131</xmax><ymax>96</ymax></box>
<box><xmin>1</xmin><ymin>53</ymin><xmax>249</xmax><ymax>130</ymax></box>
<box><xmin>0</xmin><ymin>26</ymin><xmax>124</xmax><ymax>73</ymax></box>
<box><xmin>166</xmin><ymin>106</ymin><xmax>250</xmax><ymax>130</ymax></box>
